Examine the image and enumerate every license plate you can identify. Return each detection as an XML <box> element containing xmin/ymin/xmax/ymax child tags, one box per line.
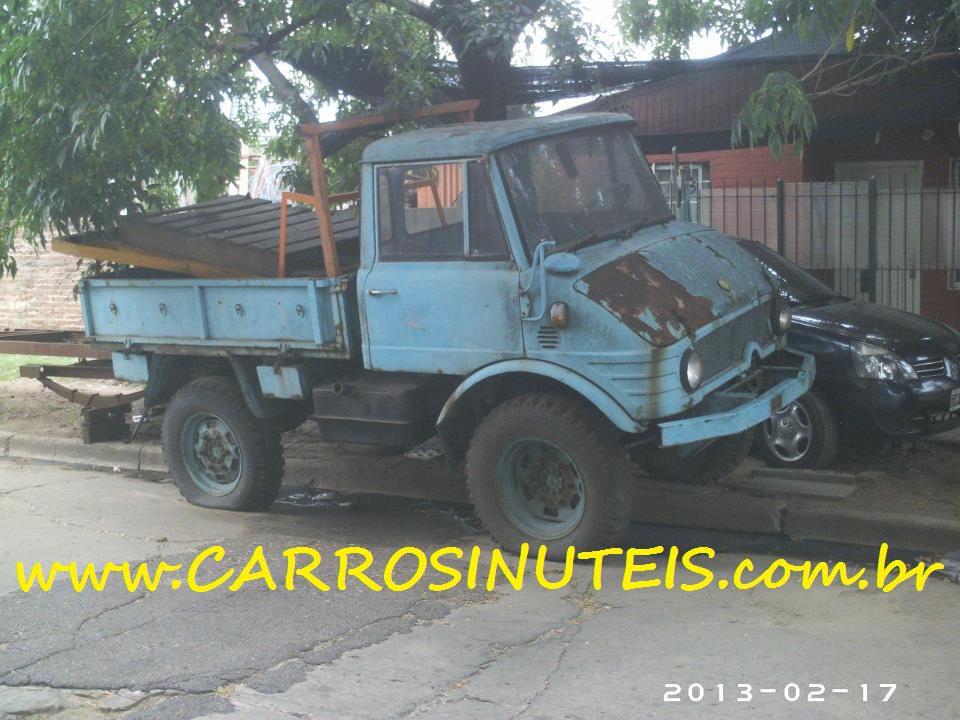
<box><xmin>951</xmin><ymin>389</ymin><xmax>960</xmax><ymax>412</ymax></box>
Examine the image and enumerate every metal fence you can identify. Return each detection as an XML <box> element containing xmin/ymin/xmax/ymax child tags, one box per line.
<box><xmin>666</xmin><ymin>179</ymin><xmax>960</xmax><ymax>327</ymax></box>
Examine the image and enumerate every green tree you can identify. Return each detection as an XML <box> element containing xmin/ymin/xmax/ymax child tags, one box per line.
<box><xmin>618</xmin><ymin>0</ymin><xmax>960</xmax><ymax>157</ymax></box>
<box><xmin>0</xmin><ymin>0</ymin><xmax>597</xmax><ymax>275</ymax></box>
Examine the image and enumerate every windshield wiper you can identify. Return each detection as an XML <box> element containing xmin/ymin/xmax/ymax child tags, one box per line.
<box><xmin>565</xmin><ymin>220</ymin><xmax>653</xmax><ymax>252</ymax></box>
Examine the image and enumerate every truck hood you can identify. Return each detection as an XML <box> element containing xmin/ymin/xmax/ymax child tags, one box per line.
<box><xmin>572</xmin><ymin>222</ymin><xmax>773</xmax><ymax>347</ymax></box>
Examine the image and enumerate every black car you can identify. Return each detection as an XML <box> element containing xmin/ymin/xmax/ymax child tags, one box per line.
<box><xmin>739</xmin><ymin>240</ymin><xmax>960</xmax><ymax>468</ymax></box>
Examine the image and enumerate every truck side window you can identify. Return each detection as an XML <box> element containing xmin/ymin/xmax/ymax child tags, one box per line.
<box><xmin>377</xmin><ymin>163</ymin><xmax>465</xmax><ymax>260</ymax></box>
<box><xmin>467</xmin><ymin>162</ymin><xmax>509</xmax><ymax>259</ymax></box>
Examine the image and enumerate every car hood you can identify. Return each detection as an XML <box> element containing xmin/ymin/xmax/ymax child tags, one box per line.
<box><xmin>572</xmin><ymin>221</ymin><xmax>774</xmax><ymax>347</ymax></box>
<box><xmin>794</xmin><ymin>299</ymin><xmax>960</xmax><ymax>356</ymax></box>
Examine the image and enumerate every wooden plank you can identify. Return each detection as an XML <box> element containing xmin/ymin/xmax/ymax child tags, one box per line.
<box><xmin>245</xmin><ymin>214</ymin><xmax>360</xmax><ymax>251</ymax></box>
<box><xmin>147</xmin><ymin>195</ymin><xmax>256</xmax><ymax>217</ymax></box>
<box><xmin>161</xmin><ymin>201</ymin><xmax>323</xmax><ymax>241</ymax></box>
<box><xmin>300</xmin><ymin>99</ymin><xmax>480</xmax><ymax>136</ymax></box>
<box><xmin>147</xmin><ymin>200</ymin><xmax>276</xmax><ymax>231</ymax></box>
<box><xmin>304</xmin><ymin>135</ymin><xmax>340</xmax><ymax>277</ymax></box>
<box><xmin>188</xmin><ymin>207</ymin><xmax>292</xmax><ymax>242</ymax></box>
<box><xmin>112</xmin><ymin>220</ymin><xmax>277</xmax><ymax>277</ymax></box>
<box><xmin>52</xmin><ymin>236</ymin><xmax>252</xmax><ymax>279</ymax></box>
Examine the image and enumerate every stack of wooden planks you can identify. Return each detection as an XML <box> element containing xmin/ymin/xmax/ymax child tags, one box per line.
<box><xmin>54</xmin><ymin>195</ymin><xmax>360</xmax><ymax>279</ymax></box>
<box><xmin>54</xmin><ymin>100</ymin><xmax>481</xmax><ymax>280</ymax></box>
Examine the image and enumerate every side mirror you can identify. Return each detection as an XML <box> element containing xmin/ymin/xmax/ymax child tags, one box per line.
<box><xmin>544</xmin><ymin>252</ymin><xmax>582</xmax><ymax>275</ymax></box>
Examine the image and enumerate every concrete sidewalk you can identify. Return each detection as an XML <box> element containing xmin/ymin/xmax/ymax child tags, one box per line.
<box><xmin>2</xmin><ymin>427</ymin><xmax>959</xmax><ymax>554</ymax></box>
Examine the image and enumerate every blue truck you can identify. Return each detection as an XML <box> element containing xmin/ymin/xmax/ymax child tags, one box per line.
<box><xmin>78</xmin><ymin>112</ymin><xmax>813</xmax><ymax>557</ymax></box>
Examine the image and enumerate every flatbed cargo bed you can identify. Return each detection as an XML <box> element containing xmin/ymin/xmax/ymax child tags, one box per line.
<box><xmin>79</xmin><ymin>275</ymin><xmax>358</xmax><ymax>359</ymax></box>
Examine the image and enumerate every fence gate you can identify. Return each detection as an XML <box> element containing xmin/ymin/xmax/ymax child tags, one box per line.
<box><xmin>664</xmin><ymin>175</ymin><xmax>960</xmax><ymax>328</ymax></box>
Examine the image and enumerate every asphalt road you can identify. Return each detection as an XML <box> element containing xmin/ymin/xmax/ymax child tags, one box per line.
<box><xmin>0</xmin><ymin>457</ymin><xmax>958</xmax><ymax>719</ymax></box>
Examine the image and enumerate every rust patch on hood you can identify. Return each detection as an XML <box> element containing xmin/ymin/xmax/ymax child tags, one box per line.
<box><xmin>577</xmin><ymin>252</ymin><xmax>716</xmax><ymax>347</ymax></box>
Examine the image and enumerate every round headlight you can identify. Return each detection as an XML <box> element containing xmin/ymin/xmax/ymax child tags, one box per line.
<box><xmin>681</xmin><ymin>349</ymin><xmax>704</xmax><ymax>392</ymax></box>
<box><xmin>776</xmin><ymin>306</ymin><xmax>792</xmax><ymax>335</ymax></box>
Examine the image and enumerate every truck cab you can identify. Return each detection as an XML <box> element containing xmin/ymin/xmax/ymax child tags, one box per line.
<box><xmin>84</xmin><ymin>112</ymin><xmax>813</xmax><ymax>557</ymax></box>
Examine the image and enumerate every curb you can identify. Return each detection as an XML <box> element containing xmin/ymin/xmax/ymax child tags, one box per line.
<box><xmin>921</xmin><ymin>429</ymin><xmax>960</xmax><ymax>448</ymax></box>
<box><xmin>4</xmin><ymin>434</ymin><xmax>144</xmax><ymax>471</ymax></box>
<box><xmin>783</xmin><ymin>505</ymin><xmax>960</xmax><ymax>554</ymax></box>
<box><xmin>3</xmin><ymin>431</ymin><xmax>960</xmax><ymax>554</ymax></box>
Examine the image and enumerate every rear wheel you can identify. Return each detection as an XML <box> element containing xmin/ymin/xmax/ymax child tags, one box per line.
<box><xmin>633</xmin><ymin>431</ymin><xmax>752</xmax><ymax>484</ymax></box>
<box><xmin>465</xmin><ymin>393</ymin><xmax>633</xmax><ymax>559</ymax></box>
<box><xmin>163</xmin><ymin>376</ymin><xmax>284</xmax><ymax>510</ymax></box>
<box><xmin>756</xmin><ymin>391</ymin><xmax>839</xmax><ymax>469</ymax></box>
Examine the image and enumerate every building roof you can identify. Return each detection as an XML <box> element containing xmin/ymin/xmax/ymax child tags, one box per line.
<box><xmin>362</xmin><ymin>113</ymin><xmax>634</xmax><ymax>163</ymax></box>
<box><xmin>568</xmin><ymin>31</ymin><xmax>846</xmax><ymax>115</ymax></box>
<box><xmin>718</xmin><ymin>31</ymin><xmax>843</xmax><ymax>61</ymax></box>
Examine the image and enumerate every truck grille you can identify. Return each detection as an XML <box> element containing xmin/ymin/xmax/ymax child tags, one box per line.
<box><xmin>693</xmin><ymin>303</ymin><xmax>772</xmax><ymax>381</ymax></box>
<box><xmin>536</xmin><ymin>326</ymin><xmax>560</xmax><ymax>349</ymax></box>
<box><xmin>910</xmin><ymin>358</ymin><xmax>947</xmax><ymax>378</ymax></box>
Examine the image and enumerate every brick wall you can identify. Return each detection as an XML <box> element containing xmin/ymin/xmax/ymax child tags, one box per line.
<box><xmin>804</xmin><ymin>121</ymin><xmax>960</xmax><ymax>186</ymax></box>
<box><xmin>921</xmin><ymin>270</ymin><xmax>960</xmax><ymax>331</ymax></box>
<box><xmin>0</xmin><ymin>246</ymin><xmax>85</xmax><ymax>331</ymax></box>
<box><xmin>646</xmin><ymin>146</ymin><xmax>805</xmax><ymax>187</ymax></box>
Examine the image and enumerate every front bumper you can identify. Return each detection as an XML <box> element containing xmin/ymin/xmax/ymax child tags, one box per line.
<box><xmin>837</xmin><ymin>376</ymin><xmax>960</xmax><ymax>438</ymax></box>
<box><xmin>658</xmin><ymin>351</ymin><xmax>815</xmax><ymax>447</ymax></box>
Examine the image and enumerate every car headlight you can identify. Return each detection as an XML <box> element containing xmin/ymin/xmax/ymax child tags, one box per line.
<box><xmin>773</xmin><ymin>302</ymin><xmax>791</xmax><ymax>336</ymax></box>
<box><xmin>681</xmin><ymin>349</ymin><xmax>704</xmax><ymax>392</ymax></box>
<box><xmin>851</xmin><ymin>342</ymin><xmax>918</xmax><ymax>381</ymax></box>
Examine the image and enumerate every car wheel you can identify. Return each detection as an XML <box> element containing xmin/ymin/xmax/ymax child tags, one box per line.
<box><xmin>163</xmin><ymin>376</ymin><xmax>284</xmax><ymax>510</ymax></box>
<box><xmin>757</xmin><ymin>391</ymin><xmax>839</xmax><ymax>469</ymax></box>
<box><xmin>465</xmin><ymin>393</ymin><xmax>634</xmax><ymax>560</ymax></box>
<box><xmin>633</xmin><ymin>431</ymin><xmax>753</xmax><ymax>484</ymax></box>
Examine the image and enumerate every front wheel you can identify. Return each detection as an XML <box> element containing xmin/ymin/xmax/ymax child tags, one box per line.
<box><xmin>756</xmin><ymin>391</ymin><xmax>839</xmax><ymax>469</ymax></box>
<box><xmin>633</xmin><ymin>431</ymin><xmax>753</xmax><ymax>484</ymax></box>
<box><xmin>163</xmin><ymin>376</ymin><xmax>284</xmax><ymax>510</ymax></box>
<box><xmin>465</xmin><ymin>393</ymin><xmax>634</xmax><ymax>559</ymax></box>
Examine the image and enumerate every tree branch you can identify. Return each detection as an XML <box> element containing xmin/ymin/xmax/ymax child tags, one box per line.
<box><xmin>385</xmin><ymin>0</ymin><xmax>439</xmax><ymax>27</ymax></box>
<box><xmin>807</xmin><ymin>50</ymin><xmax>959</xmax><ymax>99</ymax></box>
<box><xmin>228</xmin><ymin>13</ymin><xmax>326</xmax><ymax>71</ymax></box>
<box><xmin>250</xmin><ymin>52</ymin><xmax>319</xmax><ymax>124</ymax></box>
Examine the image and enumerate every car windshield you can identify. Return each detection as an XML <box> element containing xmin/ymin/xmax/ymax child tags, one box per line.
<box><xmin>738</xmin><ymin>241</ymin><xmax>845</xmax><ymax>306</ymax></box>
<box><xmin>496</xmin><ymin>127</ymin><xmax>673</xmax><ymax>256</ymax></box>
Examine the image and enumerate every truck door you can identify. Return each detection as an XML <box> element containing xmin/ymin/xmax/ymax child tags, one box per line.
<box><xmin>361</xmin><ymin>160</ymin><xmax>522</xmax><ymax>373</ymax></box>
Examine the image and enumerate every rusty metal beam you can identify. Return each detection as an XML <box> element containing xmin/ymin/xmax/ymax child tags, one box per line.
<box><xmin>26</xmin><ymin>372</ymin><xmax>144</xmax><ymax>410</ymax></box>
<box><xmin>19</xmin><ymin>363</ymin><xmax>115</xmax><ymax>380</ymax></box>
<box><xmin>0</xmin><ymin>330</ymin><xmax>112</xmax><ymax>359</ymax></box>
<box><xmin>299</xmin><ymin>99</ymin><xmax>479</xmax><ymax>137</ymax></box>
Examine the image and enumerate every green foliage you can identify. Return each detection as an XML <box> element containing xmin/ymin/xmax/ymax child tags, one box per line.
<box><xmin>0</xmin><ymin>1</ymin><xmax>607</xmax><ymax>276</ymax></box>
<box><xmin>731</xmin><ymin>72</ymin><xmax>816</xmax><ymax>158</ymax></box>
<box><xmin>618</xmin><ymin>0</ymin><xmax>960</xmax><ymax>156</ymax></box>
<box><xmin>0</xmin><ymin>0</ymin><xmax>261</xmax><ymax>276</ymax></box>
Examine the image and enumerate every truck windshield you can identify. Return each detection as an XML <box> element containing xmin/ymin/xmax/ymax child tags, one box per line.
<box><xmin>497</xmin><ymin>127</ymin><xmax>672</xmax><ymax>256</ymax></box>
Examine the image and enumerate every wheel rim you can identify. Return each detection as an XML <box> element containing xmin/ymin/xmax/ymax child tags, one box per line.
<box><xmin>181</xmin><ymin>413</ymin><xmax>243</xmax><ymax>495</ymax></box>
<box><xmin>495</xmin><ymin>438</ymin><xmax>585</xmax><ymax>540</ymax></box>
<box><xmin>762</xmin><ymin>401</ymin><xmax>813</xmax><ymax>463</ymax></box>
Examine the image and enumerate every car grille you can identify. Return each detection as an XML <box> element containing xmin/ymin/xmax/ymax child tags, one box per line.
<box><xmin>910</xmin><ymin>358</ymin><xmax>947</xmax><ymax>378</ymax></box>
<box><xmin>694</xmin><ymin>302</ymin><xmax>772</xmax><ymax>382</ymax></box>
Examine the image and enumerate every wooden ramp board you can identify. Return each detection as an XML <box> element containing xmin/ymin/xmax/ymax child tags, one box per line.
<box><xmin>0</xmin><ymin>330</ymin><xmax>111</xmax><ymax>359</ymax></box>
<box><xmin>58</xmin><ymin>195</ymin><xmax>360</xmax><ymax>278</ymax></box>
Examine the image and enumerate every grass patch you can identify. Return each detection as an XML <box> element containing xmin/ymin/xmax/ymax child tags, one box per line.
<box><xmin>0</xmin><ymin>355</ymin><xmax>74</xmax><ymax>382</ymax></box>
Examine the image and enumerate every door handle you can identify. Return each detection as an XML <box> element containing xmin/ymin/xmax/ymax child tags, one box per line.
<box><xmin>368</xmin><ymin>288</ymin><xmax>398</xmax><ymax>296</ymax></box>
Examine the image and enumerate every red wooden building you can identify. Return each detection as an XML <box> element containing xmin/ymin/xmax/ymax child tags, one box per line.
<box><xmin>570</xmin><ymin>36</ymin><xmax>960</xmax><ymax>326</ymax></box>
